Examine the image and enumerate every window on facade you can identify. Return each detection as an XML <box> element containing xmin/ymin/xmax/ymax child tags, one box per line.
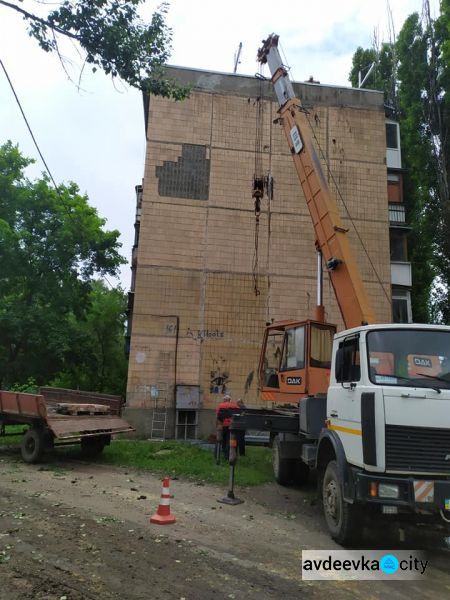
<box><xmin>387</xmin><ymin>172</ymin><xmax>403</xmax><ymax>203</ymax></box>
<box><xmin>390</xmin><ymin>230</ymin><xmax>408</xmax><ymax>261</ymax></box>
<box><xmin>386</xmin><ymin>123</ymin><xmax>399</xmax><ymax>149</ymax></box>
<box><xmin>392</xmin><ymin>298</ymin><xmax>409</xmax><ymax>323</ymax></box>
<box><xmin>392</xmin><ymin>289</ymin><xmax>412</xmax><ymax>323</ymax></box>
<box><xmin>282</xmin><ymin>326</ymin><xmax>305</xmax><ymax>370</ymax></box>
<box><xmin>176</xmin><ymin>410</ymin><xmax>197</xmax><ymax>440</ymax></box>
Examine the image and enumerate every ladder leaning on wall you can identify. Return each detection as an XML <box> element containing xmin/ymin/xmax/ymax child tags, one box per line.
<box><xmin>150</xmin><ymin>381</ymin><xmax>169</xmax><ymax>440</ymax></box>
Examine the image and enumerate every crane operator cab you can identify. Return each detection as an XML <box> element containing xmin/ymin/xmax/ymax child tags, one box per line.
<box><xmin>258</xmin><ymin>319</ymin><xmax>336</xmax><ymax>404</ymax></box>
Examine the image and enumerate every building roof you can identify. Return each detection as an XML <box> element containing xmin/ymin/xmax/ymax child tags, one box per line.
<box><xmin>142</xmin><ymin>65</ymin><xmax>384</xmax><ymax>134</ymax></box>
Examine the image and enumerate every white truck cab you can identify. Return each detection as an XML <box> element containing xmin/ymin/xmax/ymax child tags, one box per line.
<box><xmin>318</xmin><ymin>323</ymin><xmax>450</xmax><ymax>543</ymax></box>
<box><xmin>328</xmin><ymin>323</ymin><xmax>450</xmax><ymax>474</ymax></box>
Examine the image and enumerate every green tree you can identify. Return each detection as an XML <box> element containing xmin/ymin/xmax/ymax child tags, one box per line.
<box><xmin>0</xmin><ymin>0</ymin><xmax>189</xmax><ymax>98</ymax></box>
<box><xmin>0</xmin><ymin>141</ymin><xmax>126</xmax><ymax>388</ymax></box>
<box><xmin>51</xmin><ymin>282</ymin><xmax>128</xmax><ymax>395</ymax></box>
<box><xmin>349</xmin><ymin>42</ymin><xmax>397</xmax><ymax>111</ymax></box>
<box><xmin>349</xmin><ymin>2</ymin><xmax>450</xmax><ymax>323</ymax></box>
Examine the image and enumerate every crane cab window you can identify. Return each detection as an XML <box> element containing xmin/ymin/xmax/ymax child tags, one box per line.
<box><xmin>335</xmin><ymin>336</ymin><xmax>360</xmax><ymax>383</ymax></box>
<box><xmin>310</xmin><ymin>324</ymin><xmax>334</xmax><ymax>368</ymax></box>
<box><xmin>281</xmin><ymin>326</ymin><xmax>305</xmax><ymax>370</ymax></box>
<box><xmin>263</xmin><ymin>331</ymin><xmax>284</xmax><ymax>387</ymax></box>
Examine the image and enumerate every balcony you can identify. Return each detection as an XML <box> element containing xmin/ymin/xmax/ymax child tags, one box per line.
<box><xmin>391</xmin><ymin>262</ymin><xmax>412</xmax><ymax>287</ymax></box>
<box><xmin>388</xmin><ymin>204</ymin><xmax>410</xmax><ymax>229</ymax></box>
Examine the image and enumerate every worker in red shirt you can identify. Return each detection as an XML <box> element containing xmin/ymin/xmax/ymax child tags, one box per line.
<box><xmin>215</xmin><ymin>394</ymin><xmax>241</xmax><ymax>460</ymax></box>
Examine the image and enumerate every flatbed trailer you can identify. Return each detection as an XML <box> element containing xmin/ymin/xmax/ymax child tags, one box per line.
<box><xmin>0</xmin><ymin>388</ymin><xmax>134</xmax><ymax>463</ymax></box>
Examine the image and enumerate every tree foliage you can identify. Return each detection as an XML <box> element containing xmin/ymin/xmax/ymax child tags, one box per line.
<box><xmin>50</xmin><ymin>281</ymin><xmax>128</xmax><ymax>395</ymax></box>
<box><xmin>0</xmin><ymin>0</ymin><xmax>189</xmax><ymax>98</ymax></box>
<box><xmin>349</xmin><ymin>1</ymin><xmax>450</xmax><ymax>323</ymax></box>
<box><xmin>0</xmin><ymin>141</ymin><xmax>127</xmax><ymax>393</ymax></box>
<box><xmin>349</xmin><ymin>42</ymin><xmax>397</xmax><ymax>111</ymax></box>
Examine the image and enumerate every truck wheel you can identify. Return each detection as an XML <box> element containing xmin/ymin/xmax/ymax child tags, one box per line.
<box><xmin>322</xmin><ymin>460</ymin><xmax>361</xmax><ymax>546</ymax></box>
<box><xmin>21</xmin><ymin>428</ymin><xmax>45</xmax><ymax>464</ymax></box>
<box><xmin>272</xmin><ymin>436</ymin><xmax>294</xmax><ymax>485</ymax></box>
<box><xmin>80</xmin><ymin>436</ymin><xmax>107</xmax><ymax>458</ymax></box>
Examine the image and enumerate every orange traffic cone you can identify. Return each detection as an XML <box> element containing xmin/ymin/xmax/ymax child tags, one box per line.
<box><xmin>150</xmin><ymin>477</ymin><xmax>176</xmax><ymax>525</ymax></box>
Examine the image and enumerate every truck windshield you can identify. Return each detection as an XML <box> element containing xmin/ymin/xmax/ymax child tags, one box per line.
<box><xmin>367</xmin><ymin>329</ymin><xmax>450</xmax><ymax>390</ymax></box>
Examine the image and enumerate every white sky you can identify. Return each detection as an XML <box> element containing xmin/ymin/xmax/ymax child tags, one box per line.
<box><xmin>0</xmin><ymin>0</ymin><xmax>440</xmax><ymax>289</ymax></box>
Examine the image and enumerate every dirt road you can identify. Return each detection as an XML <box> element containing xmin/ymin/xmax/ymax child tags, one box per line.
<box><xmin>1</xmin><ymin>444</ymin><xmax>450</xmax><ymax>599</ymax></box>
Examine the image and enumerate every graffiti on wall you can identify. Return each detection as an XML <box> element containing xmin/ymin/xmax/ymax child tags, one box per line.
<box><xmin>187</xmin><ymin>328</ymin><xmax>224</xmax><ymax>341</ymax></box>
<box><xmin>209</xmin><ymin>357</ymin><xmax>231</xmax><ymax>395</ymax></box>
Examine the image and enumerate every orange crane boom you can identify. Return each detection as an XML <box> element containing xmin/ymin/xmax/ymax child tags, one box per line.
<box><xmin>257</xmin><ymin>34</ymin><xmax>376</xmax><ymax>329</ymax></box>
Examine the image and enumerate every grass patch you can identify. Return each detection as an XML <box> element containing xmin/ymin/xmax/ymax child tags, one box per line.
<box><xmin>0</xmin><ymin>425</ymin><xmax>26</xmax><ymax>446</ymax></box>
<box><xmin>0</xmin><ymin>427</ymin><xmax>274</xmax><ymax>486</ymax></box>
<box><xmin>94</xmin><ymin>439</ymin><xmax>273</xmax><ymax>486</ymax></box>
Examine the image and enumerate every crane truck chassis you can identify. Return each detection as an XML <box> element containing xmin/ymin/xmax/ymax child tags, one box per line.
<box><xmin>232</xmin><ymin>323</ymin><xmax>450</xmax><ymax>545</ymax></box>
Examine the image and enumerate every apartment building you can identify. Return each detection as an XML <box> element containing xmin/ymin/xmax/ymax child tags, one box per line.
<box><xmin>385</xmin><ymin>119</ymin><xmax>412</xmax><ymax>322</ymax></box>
<box><xmin>124</xmin><ymin>67</ymin><xmax>393</xmax><ymax>438</ymax></box>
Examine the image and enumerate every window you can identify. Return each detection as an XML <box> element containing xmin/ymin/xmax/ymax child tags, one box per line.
<box><xmin>310</xmin><ymin>324</ymin><xmax>334</xmax><ymax>368</ymax></box>
<box><xmin>386</xmin><ymin>123</ymin><xmax>399</xmax><ymax>149</ymax></box>
<box><xmin>392</xmin><ymin>288</ymin><xmax>412</xmax><ymax>323</ymax></box>
<box><xmin>335</xmin><ymin>336</ymin><xmax>360</xmax><ymax>383</ymax></box>
<box><xmin>390</xmin><ymin>230</ymin><xmax>408</xmax><ymax>261</ymax></box>
<box><xmin>263</xmin><ymin>331</ymin><xmax>284</xmax><ymax>387</ymax></box>
<box><xmin>392</xmin><ymin>297</ymin><xmax>408</xmax><ymax>323</ymax></box>
<box><xmin>387</xmin><ymin>173</ymin><xmax>403</xmax><ymax>203</ymax></box>
<box><xmin>176</xmin><ymin>410</ymin><xmax>198</xmax><ymax>440</ymax></box>
<box><xmin>367</xmin><ymin>329</ymin><xmax>450</xmax><ymax>389</ymax></box>
<box><xmin>282</xmin><ymin>326</ymin><xmax>305</xmax><ymax>370</ymax></box>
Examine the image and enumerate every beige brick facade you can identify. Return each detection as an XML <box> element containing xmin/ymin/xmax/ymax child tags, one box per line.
<box><xmin>125</xmin><ymin>68</ymin><xmax>391</xmax><ymax>438</ymax></box>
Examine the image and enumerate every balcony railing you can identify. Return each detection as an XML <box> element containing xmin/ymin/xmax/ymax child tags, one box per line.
<box><xmin>389</xmin><ymin>204</ymin><xmax>406</xmax><ymax>225</ymax></box>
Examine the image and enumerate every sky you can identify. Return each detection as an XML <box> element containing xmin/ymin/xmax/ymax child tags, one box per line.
<box><xmin>0</xmin><ymin>0</ymin><xmax>441</xmax><ymax>289</ymax></box>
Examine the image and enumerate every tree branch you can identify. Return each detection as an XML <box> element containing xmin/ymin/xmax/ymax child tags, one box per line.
<box><xmin>0</xmin><ymin>0</ymin><xmax>81</xmax><ymax>41</ymax></box>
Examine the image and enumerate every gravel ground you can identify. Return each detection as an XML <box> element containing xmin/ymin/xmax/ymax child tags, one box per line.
<box><xmin>1</xmin><ymin>445</ymin><xmax>450</xmax><ymax>599</ymax></box>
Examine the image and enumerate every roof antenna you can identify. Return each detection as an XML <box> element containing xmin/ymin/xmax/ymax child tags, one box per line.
<box><xmin>233</xmin><ymin>42</ymin><xmax>243</xmax><ymax>74</ymax></box>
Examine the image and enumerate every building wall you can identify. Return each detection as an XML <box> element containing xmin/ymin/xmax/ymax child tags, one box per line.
<box><xmin>125</xmin><ymin>68</ymin><xmax>392</xmax><ymax>438</ymax></box>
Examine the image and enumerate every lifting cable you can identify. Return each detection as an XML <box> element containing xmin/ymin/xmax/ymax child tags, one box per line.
<box><xmin>304</xmin><ymin>110</ymin><xmax>392</xmax><ymax>306</ymax></box>
<box><xmin>251</xmin><ymin>67</ymin><xmax>265</xmax><ymax>296</ymax></box>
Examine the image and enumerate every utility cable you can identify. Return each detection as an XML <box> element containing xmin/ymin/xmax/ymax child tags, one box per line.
<box><xmin>1</xmin><ymin>57</ymin><xmax>60</xmax><ymax>195</ymax></box>
<box><xmin>1</xmin><ymin>57</ymin><xmax>117</xmax><ymax>290</ymax></box>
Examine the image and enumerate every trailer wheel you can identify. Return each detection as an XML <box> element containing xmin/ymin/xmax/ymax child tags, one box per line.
<box><xmin>272</xmin><ymin>436</ymin><xmax>294</xmax><ymax>485</ymax></box>
<box><xmin>21</xmin><ymin>428</ymin><xmax>45</xmax><ymax>464</ymax></box>
<box><xmin>80</xmin><ymin>436</ymin><xmax>108</xmax><ymax>458</ymax></box>
<box><xmin>322</xmin><ymin>460</ymin><xmax>361</xmax><ymax>546</ymax></box>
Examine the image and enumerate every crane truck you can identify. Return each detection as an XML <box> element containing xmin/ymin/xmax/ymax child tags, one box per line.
<box><xmin>231</xmin><ymin>34</ymin><xmax>450</xmax><ymax>546</ymax></box>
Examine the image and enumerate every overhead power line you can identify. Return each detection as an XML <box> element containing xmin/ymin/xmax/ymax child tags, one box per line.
<box><xmin>0</xmin><ymin>57</ymin><xmax>60</xmax><ymax>193</ymax></box>
<box><xmin>0</xmin><ymin>57</ymin><xmax>115</xmax><ymax>290</ymax></box>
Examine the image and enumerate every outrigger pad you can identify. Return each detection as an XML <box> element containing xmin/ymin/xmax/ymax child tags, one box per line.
<box><xmin>217</xmin><ymin>495</ymin><xmax>244</xmax><ymax>506</ymax></box>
